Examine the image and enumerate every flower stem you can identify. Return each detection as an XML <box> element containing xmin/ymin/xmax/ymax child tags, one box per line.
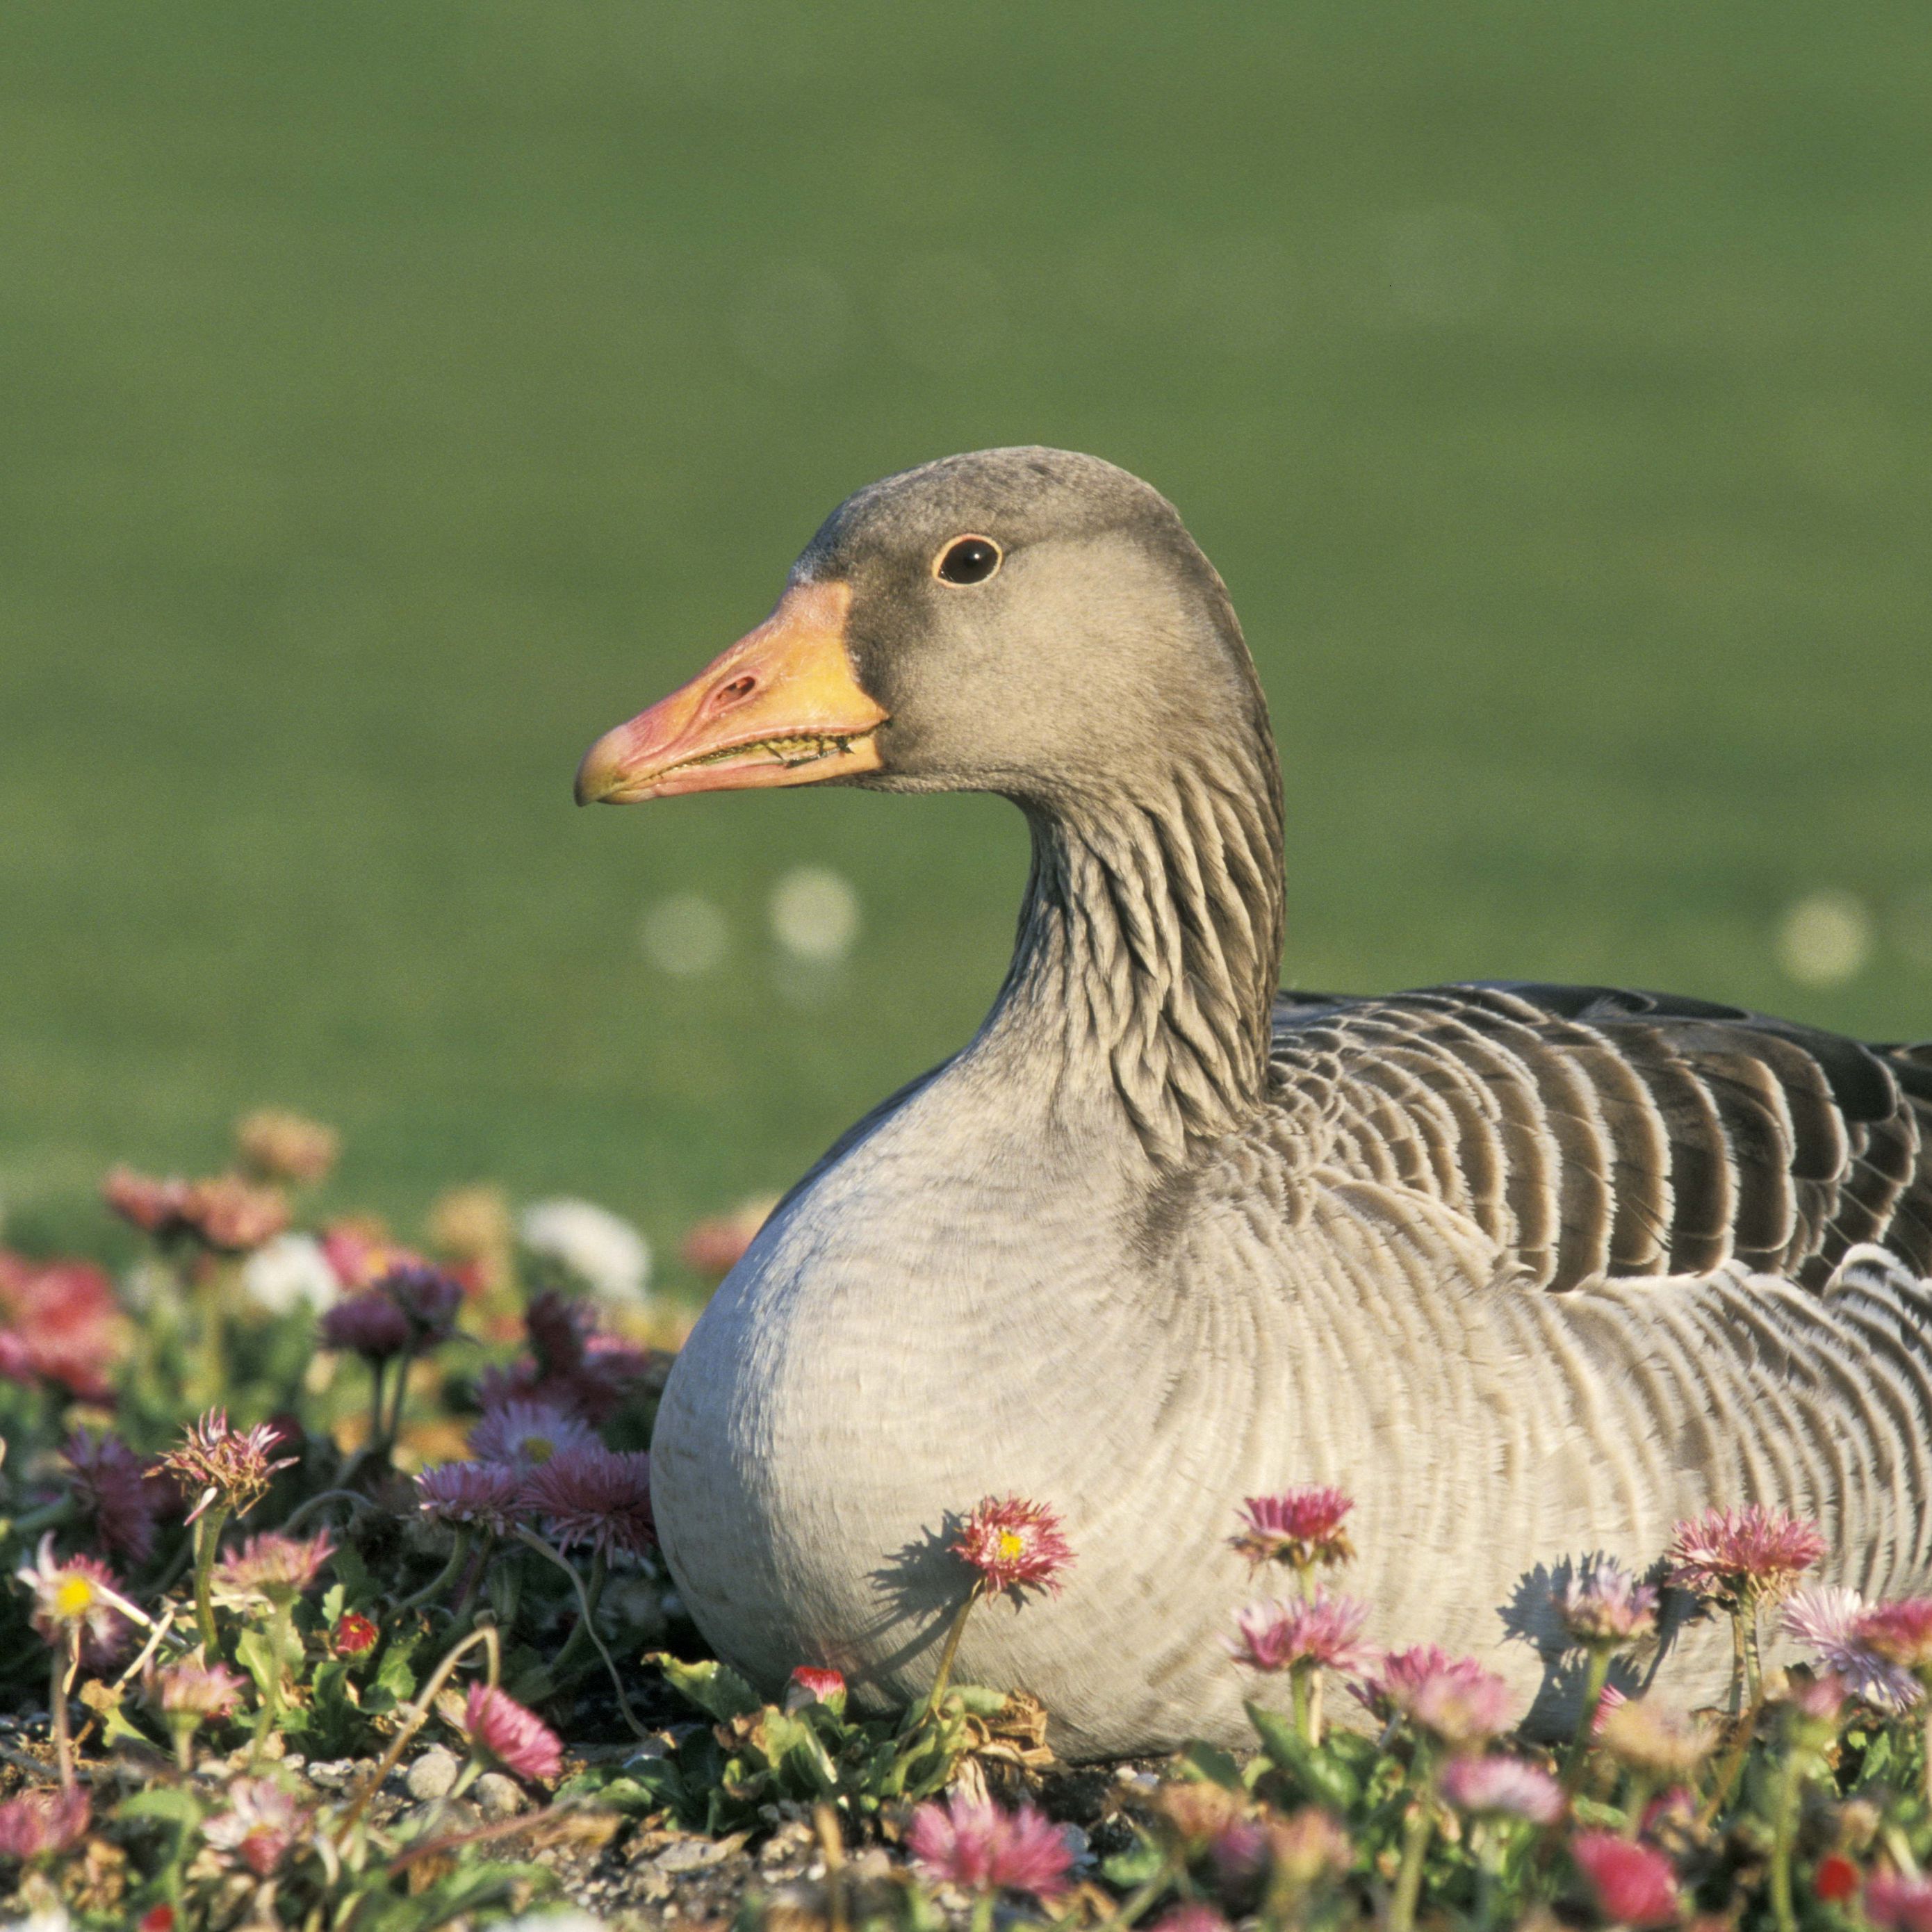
<box><xmin>50</xmin><ymin>1634</ymin><xmax>74</xmax><ymax>1786</ymax></box>
<box><xmin>546</xmin><ymin>1550</ymin><xmax>607</xmax><ymax>1680</ymax></box>
<box><xmin>1387</xmin><ymin>1779</ymin><xmax>1437</xmax><ymax>1932</ymax></box>
<box><xmin>191</xmin><ymin>1503</ymin><xmax>234</xmax><ymax>1653</ymax></box>
<box><xmin>914</xmin><ymin>1584</ymin><xmax>982</xmax><ymax>1728</ymax></box>
<box><xmin>249</xmin><ymin>1603</ymin><xmax>293</xmax><ymax>1768</ymax></box>
<box><xmin>1563</xmin><ymin>1649</ymin><xmax>1613</xmax><ymax>1791</ymax></box>
<box><xmin>392</xmin><ymin>1529</ymin><xmax>473</xmax><ymax>1620</ymax></box>
<box><xmin>1769</xmin><ymin>1746</ymin><xmax>1805</xmax><ymax>1932</ymax></box>
<box><xmin>1289</xmin><ymin>1662</ymin><xmax>1311</xmax><ymax>1744</ymax></box>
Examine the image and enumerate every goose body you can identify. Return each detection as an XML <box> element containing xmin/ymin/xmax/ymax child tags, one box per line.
<box><xmin>580</xmin><ymin>449</ymin><xmax>1932</xmax><ymax>1758</ymax></box>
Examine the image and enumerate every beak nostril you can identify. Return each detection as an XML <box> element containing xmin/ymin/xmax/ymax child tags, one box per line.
<box><xmin>716</xmin><ymin>675</ymin><xmax>758</xmax><ymax>709</ymax></box>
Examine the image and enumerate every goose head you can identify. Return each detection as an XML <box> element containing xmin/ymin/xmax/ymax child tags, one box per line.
<box><xmin>574</xmin><ymin>446</ymin><xmax>1272</xmax><ymax>815</ymax></box>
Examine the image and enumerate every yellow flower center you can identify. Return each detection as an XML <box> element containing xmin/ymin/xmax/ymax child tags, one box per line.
<box><xmin>995</xmin><ymin>1530</ymin><xmax>1026</xmax><ymax>1563</ymax></box>
<box><xmin>54</xmin><ymin>1575</ymin><xmax>97</xmax><ymax>1619</ymax></box>
<box><xmin>525</xmin><ymin>1436</ymin><xmax>555</xmax><ymax>1464</ymax></box>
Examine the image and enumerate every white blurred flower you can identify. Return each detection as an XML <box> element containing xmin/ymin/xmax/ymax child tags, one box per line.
<box><xmin>1777</xmin><ymin>890</ymin><xmax>1873</xmax><ymax>988</ymax></box>
<box><xmin>241</xmin><ymin>1232</ymin><xmax>341</xmax><ymax>1316</ymax></box>
<box><xmin>490</xmin><ymin>1913</ymin><xmax>608</xmax><ymax>1932</ymax></box>
<box><xmin>518</xmin><ymin>1199</ymin><xmax>650</xmax><ymax>1308</ymax></box>
<box><xmin>639</xmin><ymin>894</ymin><xmax>729</xmax><ymax>976</ymax></box>
<box><xmin>769</xmin><ymin>867</ymin><xmax>860</xmax><ymax>964</ymax></box>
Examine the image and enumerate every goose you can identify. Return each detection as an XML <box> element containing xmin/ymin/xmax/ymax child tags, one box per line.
<box><xmin>577</xmin><ymin>447</ymin><xmax>1932</xmax><ymax>1758</ymax></box>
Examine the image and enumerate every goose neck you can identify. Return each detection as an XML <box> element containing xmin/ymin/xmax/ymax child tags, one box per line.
<box><xmin>977</xmin><ymin>771</ymin><xmax>1285</xmax><ymax>1168</ymax></box>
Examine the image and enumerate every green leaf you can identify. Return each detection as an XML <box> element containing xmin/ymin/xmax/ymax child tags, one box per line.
<box><xmin>320</xmin><ymin>1582</ymin><xmax>346</xmax><ymax>1626</ymax></box>
<box><xmin>762</xmin><ymin>1709</ymin><xmax>841</xmax><ymax>1799</ymax></box>
<box><xmin>1244</xmin><ymin>1702</ymin><xmax>1359</xmax><ymax>1810</ymax></box>
<box><xmin>1181</xmin><ymin>1740</ymin><xmax>1245</xmax><ymax>1790</ymax></box>
<box><xmin>235</xmin><ymin>1625</ymin><xmax>283</xmax><ymax>1704</ymax></box>
<box><xmin>646</xmin><ymin>1651</ymin><xmax>763</xmax><ymax>1722</ymax></box>
<box><xmin>330</xmin><ymin>1540</ymin><xmax>375</xmax><ymax>1606</ymax></box>
<box><xmin>368</xmin><ymin>1629</ymin><xmax>420</xmax><ymax>1712</ymax></box>
<box><xmin>1102</xmin><ymin>1833</ymin><xmax>1166</xmax><ymax>1888</ymax></box>
<box><xmin>118</xmin><ymin>1786</ymin><xmax>206</xmax><ymax>1828</ymax></box>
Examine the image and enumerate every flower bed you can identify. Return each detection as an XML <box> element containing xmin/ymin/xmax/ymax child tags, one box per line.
<box><xmin>4</xmin><ymin>1112</ymin><xmax>1932</xmax><ymax>1931</ymax></box>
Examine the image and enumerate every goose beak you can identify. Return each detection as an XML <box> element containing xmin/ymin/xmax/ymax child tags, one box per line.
<box><xmin>575</xmin><ymin>580</ymin><xmax>889</xmax><ymax>804</ymax></box>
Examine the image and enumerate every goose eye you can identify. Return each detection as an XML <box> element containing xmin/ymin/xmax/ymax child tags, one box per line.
<box><xmin>934</xmin><ymin>535</ymin><xmax>1001</xmax><ymax>586</ymax></box>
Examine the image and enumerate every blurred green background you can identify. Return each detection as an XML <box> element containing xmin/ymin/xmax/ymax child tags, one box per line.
<box><xmin>3</xmin><ymin>2</ymin><xmax>1930</xmax><ymax>1278</ymax></box>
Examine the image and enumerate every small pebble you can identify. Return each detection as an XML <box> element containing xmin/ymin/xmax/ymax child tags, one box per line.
<box><xmin>473</xmin><ymin>1771</ymin><xmax>525</xmax><ymax>1822</ymax></box>
<box><xmin>406</xmin><ymin>1747</ymin><xmax>460</xmax><ymax>1801</ymax></box>
<box><xmin>306</xmin><ymin>1760</ymin><xmax>356</xmax><ymax>1792</ymax></box>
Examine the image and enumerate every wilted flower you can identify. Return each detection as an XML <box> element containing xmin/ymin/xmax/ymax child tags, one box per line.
<box><xmin>15</xmin><ymin>1534</ymin><xmax>133</xmax><ymax>1667</ymax></box>
<box><xmin>906</xmin><ymin>1793</ymin><xmax>1076</xmax><ymax>1898</ymax></box>
<box><xmin>178</xmin><ymin>1174</ymin><xmax>290</xmax><ymax>1254</ymax></box>
<box><xmin>465</xmin><ymin>1684</ymin><xmax>564</xmax><ymax>1782</ymax></box>
<box><xmin>0</xmin><ymin>1785</ymin><xmax>90</xmax><ymax>1863</ymax></box>
<box><xmin>953</xmin><ymin>1496</ymin><xmax>1074</xmax><ymax>1598</ymax></box>
<box><xmin>1557</xmin><ymin>1560</ymin><xmax>1660</xmax><ymax>1648</ymax></box>
<box><xmin>1152</xmin><ymin>1779</ymin><xmax>1246</xmax><ymax>1853</ymax></box>
<box><xmin>1356</xmin><ymin>1646</ymin><xmax>1512</xmax><ymax>1746</ymax></box>
<box><xmin>417</xmin><ymin>1459</ymin><xmax>529</xmax><ymax>1538</ymax></box>
<box><xmin>240</xmin><ymin>1232</ymin><xmax>341</xmax><ymax>1316</ymax></box>
<box><xmin>468</xmin><ymin>1400</ymin><xmax>598</xmax><ymax>1468</ymax></box>
<box><xmin>235</xmin><ymin>1109</ymin><xmax>338</xmax><ymax>1186</ymax></box>
<box><xmin>785</xmin><ymin>1665</ymin><xmax>847</xmax><ymax>1714</ymax></box>
<box><xmin>479</xmin><ymin>1290</ymin><xmax>651</xmax><ymax>1421</ymax></box>
<box><xmin>1596</xmin><ymin>1696</ymin><xmax>1716</xmax><ymax>1777</ymax></box>
<box><xmin>1667</xmin><ymin>1505</ymin><xmax>1824</xmax><ymax>1608</ymax></box>
<box><xmin>521</xmin><ymin>1445</ymin><xmax>655</xmax><ymax>1561</ymax></box>
<box><xmin>1785</xmin><ymin>1586</ymin><xmax>1920</xmax><ymax>1710</ymax></box>
<box><xmin>1229</xmin><ymin>1487</ymin><xmax>1355</xmax><ymax>1572</ymax></box>
<box><xmin>1570</xmin><ymin>1830</ymin><xmax>1680</xmax><ymax>1926</ymax></box>
<box><xmin>201</xmin><ymin>1777</ymin><xmax>306</xmax><ymax>1876</ymax></box>
<box><xmin>160</xmin><ymin>1409</ymin><xmax>298</xmax><ymax>1524</ymax></box>
<box><xmin>379</xmin><ymin>1261</ymin><xmax>464</xmax><ymax>1347</ymax></box>
<box><xmin>1866</xmin><ymin>1872</ymin><xmax>1932</xmax><ymax>1932</ymax></box>
<box><xmin>1855</xmin><ymin>1597</ymin><xmax>1932</xmax><ymax>1674</ymax></box>
<box><xmin>1439</xmin><ymin>1753</ymin><xmax>1565</xmax><ymax>1824</ymax></box>
<box><xmin>519</xmin><ymin>1197</ymin><xmax>651</xmax><ymax>1307</ymax></box>
<box><xmin>0</xmin><ymin>1252</ymin><xmax>129</xmax><ymax>1402</ymax></box>
<box><xmin>62</xmin><ymin>1430</ymin><xmax>174</xmax><ymax>1566</ymax></box>
<box><xmin>331</xmin><ymin>1612</ymin><xmax>379</xmax><ymax>1657</ymax></box>
<box><xmin>213</xmin><ymin>1530</ymin><xmax>336</xmax><ymax>1608</ymax></box>
<box><xmin>150</xmin><ymin>1660</ymin><xmax>247</xmax><ymax>1721</ymax></box>
<box><xmin>1228</xmin><ymin>1591</ymin><xmax>1373</xmax><ymax>1673</ymax></box>
<box><xmin>319</xmin><ymin>1288</ymin><xmax>412</xmax><ymax>1361</ymax></box>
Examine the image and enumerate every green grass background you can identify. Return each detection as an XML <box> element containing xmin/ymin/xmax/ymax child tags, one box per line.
<box><xmin>3</xmin><ymin>2</ymin><xmax>1929</xmax><ymax>1278</ymax></box>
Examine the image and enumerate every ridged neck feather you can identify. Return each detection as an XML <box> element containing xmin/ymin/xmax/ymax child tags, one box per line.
<box><xmin>983</xmin><ymin>741</ymin><xmax>1286</xmax><ymax>1170</ymax></box>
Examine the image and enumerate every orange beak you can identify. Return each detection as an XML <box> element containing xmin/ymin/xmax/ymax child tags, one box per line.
<box><xmin>574</xmin><ymin>580</ymin><xmax>889</xmax><ymax>804</ymax></box>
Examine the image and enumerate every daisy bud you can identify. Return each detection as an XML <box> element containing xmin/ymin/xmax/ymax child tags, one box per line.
<box><xmin>1569</xmin><ymin>1830</ymin><xmax>1680</xmax><ymax>1928</ymax></box>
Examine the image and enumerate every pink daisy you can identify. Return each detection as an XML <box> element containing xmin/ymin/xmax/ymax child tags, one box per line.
<box><xmin>1556</xmin><ymin>1561</ymin><xmax>1659</xmax><ymax>1648</ymax></box>
<box><xmin>1228</xmin><ymin>1591</ymin><xmax>1373</xmax><ymax>1673</ymax></box>
<box><xmin>151</xmin><ymin>1660</ymin><xmax>247</xmax><ymax>1720</ymax></box>
<box><xmin>1354</xmin><ymin>1645</ymin><xmax>1512</xmax><ymax>1746</ymax></box>
<box><xmin>1569</xmin><ymin>1830</ymin><xmax>1680</xmax><ymax>1928</ymax></box>
<box><xmin>1784</xmin><ymin>1586</ymin><xmax>1919</xmax><ymax>1711</ymax></box>
<box><xmin>1666</xmin><ymin>1505</ymin><xmax>1824</xmax><ymax>1607</ymax></box>
<box><xmin>1229</xmin><ymin>1487</ymin><xmax>1355</xmax><ymax>1571</ymax></box>
<box><xmin>1439</xmin><ymin>1753</ymin><xmax>1565</xmax><ymax>1825</ymax></box>
<box><xmin>200</xmin><ymin>1776</ymin><xmax>306</xmax><ymax>1876</ymax></box>
<box><xmin>520</xmin><ymin>1445</ymin><xmax>655</xmax><ymax>1561</ymax></box>
<box><xmin>465</xmin><ymin>1683</ymin><xmax>564</xmax><ymax>1782</ymax></box>
<box><xmin>1854</xmin><ymin>1596</ymin><xmax>1932</xmax><ymax>1674</ymax></box>
<box><xmin>417</xmin><ymin>1459</ymin><xmax>530</xmax><ymax>1538</ymax></box>
<box><xmin>906</xmin><ymin>1793</ymin><xmax>1075</xmax><ymax>1898</ymax></box>
<box><xmin>1868</xmin><ymin>1874</ymin><xmax>1932</xmax><ymax>1932</ymax></box>
<box><xmin>952</xmin><ymin>1496</ymin><xmax>1074</xmax><ymax>1598</ymax></box>
<box><xmin>213</xmin><ymin>1530</ymin><xmax>335</xmax><ymax>1607</ymax></box>
<box><xmin>0</xmin><ymin>1785</ymin><xmax>90</xmax><ymax>1863</ymax></box>
<box><xmin>159</xmin><ymin>1409</ymin><xmax>299</xmax><ymax>1524</ymax></box>
<box><xmin>15</xmin><ymin>1533</ymin><xmax>134</xmax><ymax>1668</ymax></box>
<box><xmin>785</xmin><ymin>1665</ymin><xmax>847</xmax><ymax>1713</ymax></box>
<box><xmin>468</xmin><ymin>1400</ymin><xmax>598</xmax><ymax>1468</ymax></box>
